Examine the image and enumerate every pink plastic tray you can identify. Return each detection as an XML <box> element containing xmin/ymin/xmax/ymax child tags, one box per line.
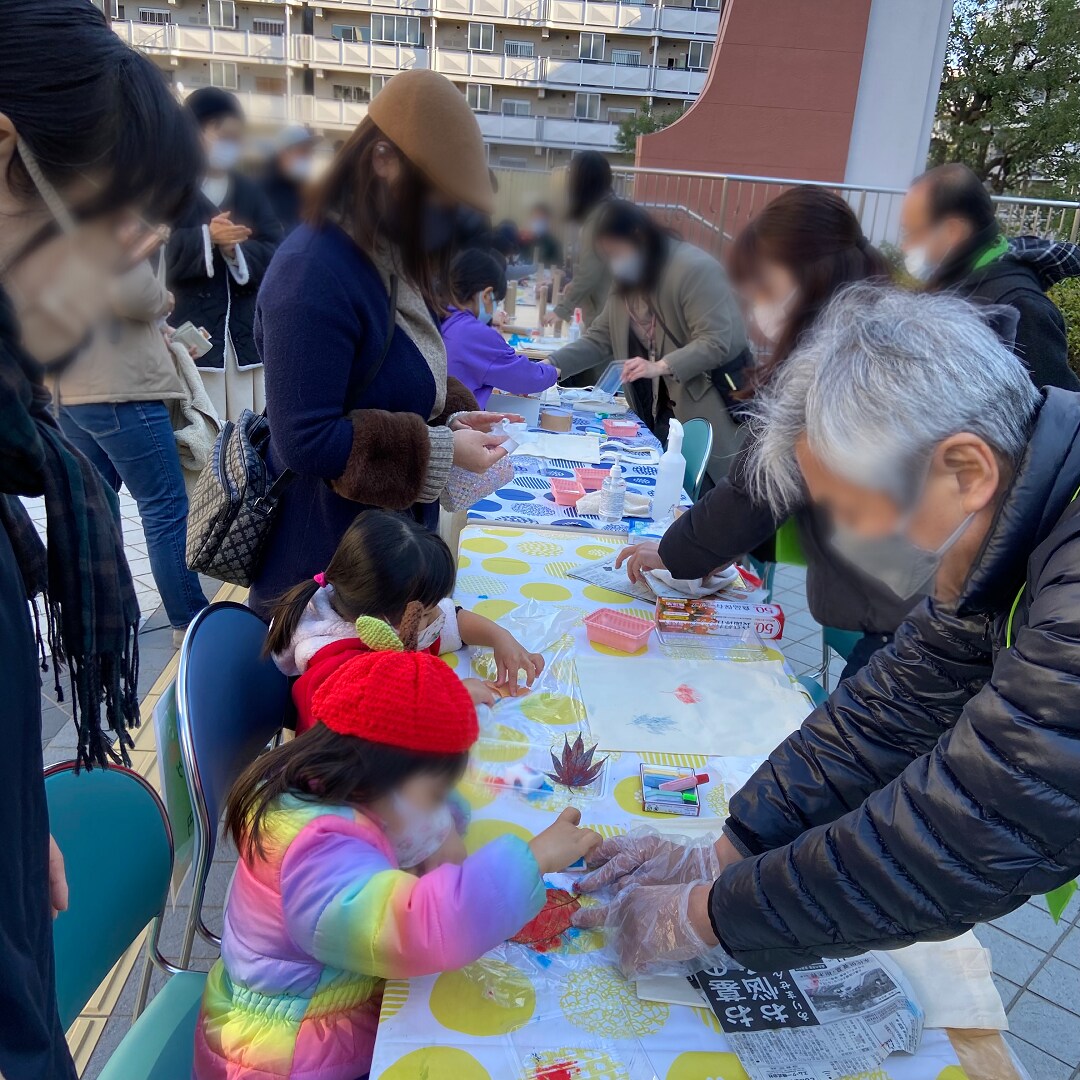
<box><xmin>573</xmin><ymin>466</ymin><xmax>610</xmax><ymax>491</ymax></box>
<box><xmin>584</xmin><ymin>608</ymin><xmax>654</xmax><ymax>653</ymax></box>
<box><xmin>602</xmin><ymin>418</ymin><xmax>639</xmax><ymax>438</ymax></box>
<box><xmin>548</xmin><ymin>477</ymin><xmax>587</xmax><ymax>506</ymax></box>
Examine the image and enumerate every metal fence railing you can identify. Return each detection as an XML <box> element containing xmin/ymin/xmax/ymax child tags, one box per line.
<box><xmin>493</xmin><ymin>165</ymin><xmax>1080</xmax><ymax>258</ymax></box>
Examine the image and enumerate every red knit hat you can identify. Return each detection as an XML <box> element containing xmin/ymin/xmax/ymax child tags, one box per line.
<box><xmin>311</xmin><ymin>650</ymin><xmax>478</xmax><ymax>754</ymax></box>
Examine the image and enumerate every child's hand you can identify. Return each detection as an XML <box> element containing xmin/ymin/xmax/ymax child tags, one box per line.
<box><xmin>462</xmin><ymin>678</ymin><xmax>498</xmax><ymax>707</ymax></box>
<box><xmin>529</xmin><ymin>807</ymin><xmax>602</xmax><ymax>875</ymax></box>
<box><xmin>415</xmin><ymin>830</ymin><xmax>467</xmax><ymax>875</ymax></box>
<box><xmin>493</xmin><ymin>633</ymin><xmax>545</xmax><ymax>692</ymax></box>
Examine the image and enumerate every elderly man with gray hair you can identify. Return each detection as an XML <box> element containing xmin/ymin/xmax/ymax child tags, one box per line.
<box><xmin>574</xmin><ymin>283</ymin><xmax>1080</xmax><ymax>974</ymax></box>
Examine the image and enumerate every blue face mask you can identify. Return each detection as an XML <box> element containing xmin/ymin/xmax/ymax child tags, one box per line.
<box><xmin>476</xmin><ymin>291</ymin><xmax>494</xmax><ymax>325</ymax></box>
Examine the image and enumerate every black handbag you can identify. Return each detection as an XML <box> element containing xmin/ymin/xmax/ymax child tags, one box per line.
<box><xmin>186</xmin><ymin>276</ymin><xmax>398</xmax><ymax>585</ymax></box>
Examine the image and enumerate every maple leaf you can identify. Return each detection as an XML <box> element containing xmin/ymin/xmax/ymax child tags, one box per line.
<box><xmin>546</xmin><ymin>733</ymin><xmax>608</xmax><ymax>790</ymax></box>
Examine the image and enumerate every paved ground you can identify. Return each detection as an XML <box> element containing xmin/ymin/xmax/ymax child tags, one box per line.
<box><xmin>30</xmin><ymin>499</ymin><xmax>1080</xmax><ymax>1079</ymax></box>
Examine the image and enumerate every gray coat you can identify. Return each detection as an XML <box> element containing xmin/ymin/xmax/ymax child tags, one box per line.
<box><xmin>554</xmin><ymin>201</ymin><xmax>612</xmax><ymax>329</ymax></box>
<box><xmin>553</xmin><ymin>240</ymin><xmax>748</xmax><ymax>483</ymax></box>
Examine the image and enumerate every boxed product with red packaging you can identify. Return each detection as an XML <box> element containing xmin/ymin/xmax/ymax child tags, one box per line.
<box><xmin>654</xmin><ymin>596</ymin><xmax>785</xmax><ymax>643</ymax></box>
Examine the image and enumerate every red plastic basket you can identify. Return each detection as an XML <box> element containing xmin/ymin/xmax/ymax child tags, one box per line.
<box><xmin>602</xmin><ymin>418</ymin><xmax>639</xmax><ymax>438</ymax></box>
<box><xmin>584</xmin><ymin>608</ymin><xmax>654</xmax><ymax>653</ymax></box>
<box><xmin>573</xmin><ymin>466</ymin><xmax>610</xmax><ymax>491</ymax></box>
<box><xmin>548</xmin><ymin>477</ymin><xmax>587</xmax><ymax>506</ymax></box>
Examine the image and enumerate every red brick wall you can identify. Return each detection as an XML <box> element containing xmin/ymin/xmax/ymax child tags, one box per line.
<box><xmin>637</xmin><ymin>0</ymin><xmax>874</xmax><ymax>182</ymax></box>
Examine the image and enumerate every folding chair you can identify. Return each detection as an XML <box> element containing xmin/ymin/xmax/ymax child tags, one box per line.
<box><xmin>680</xmin><ymin>417</ymin><xmax>714</xmax><ymax>502</ymax></box>
<box><xmin>176</xmin><ymin>601</ymin><xmax>289</xmax><ymax>965</ymax></box>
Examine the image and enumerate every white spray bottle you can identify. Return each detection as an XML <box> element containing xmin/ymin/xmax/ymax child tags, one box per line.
<box><xmin>651</xmin><ymin>417</ymin><xmax>685</xmax><ymax>523</ymax></box>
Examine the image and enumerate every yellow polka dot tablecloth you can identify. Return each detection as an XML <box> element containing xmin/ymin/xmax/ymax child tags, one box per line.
<box><xmin>369</xmin><ymin>526</ymin><xmax>988</xmax><ymax>1080</ymax></box>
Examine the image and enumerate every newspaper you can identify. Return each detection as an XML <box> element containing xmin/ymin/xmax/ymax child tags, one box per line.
<box><xmin>691</xmin><ymin>952</ymin><xmax>924</xmax><ymax>1080</ymax></box>
<box><xmin>567</xmin><ymin>552</ymin><xmax>746</xmax><ymax>604</ymax></box>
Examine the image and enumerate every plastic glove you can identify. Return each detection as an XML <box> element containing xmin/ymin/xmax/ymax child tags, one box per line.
<box><xmin>575</xmin><ymin>830</ymin><xmax>721</xmax><ymax>896</ymax></box>
<box><xmin>571</xmin><ymin>881</ymin><xmax>727</xmax><ymax>978</ymax></box>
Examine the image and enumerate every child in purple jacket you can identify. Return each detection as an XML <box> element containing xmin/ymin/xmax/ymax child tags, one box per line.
<box><xmin>441</xmin><ymin>249</ymin><xmax>558</xmax><ymax>408</ymax></box>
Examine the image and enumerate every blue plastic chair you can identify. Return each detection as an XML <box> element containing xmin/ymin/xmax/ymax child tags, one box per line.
<box><xmin>176</xmin><ymin>601</ymin><xmax>289</xmax><ymax>965</ymax></box>
<box><xmin>46</xmin><ymin>762</ymin><xmax>207</xmax><ymax>1079</ymax></box>
<box><xmin>680</xmin><ymin>418</ymin><xmax>714</xmax><ymax>502</ymax></box>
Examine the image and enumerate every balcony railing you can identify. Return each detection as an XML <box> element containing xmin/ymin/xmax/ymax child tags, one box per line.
<box><xmin>112</xmin><ymin>21</ymin><xmax>285</xmax><ymax>61</ymax></box>
<box><xmin>546</xmin><ymin>57</ymin><xmax>651</xmax><ymax>92</ymax></box>
<box><xmin>433</xmin><ymin>48</ymin><xmax>541</xmax><ymax>83</ymax></box>
<box><xmin>292</xmin><ymin>34</ymin><xmax>428</xmax><ymax>71</ymax></box>
<box><xmin>475</xmin><ymin>111</ymin><xmax>619</xmax><ymax>149</ymax></box>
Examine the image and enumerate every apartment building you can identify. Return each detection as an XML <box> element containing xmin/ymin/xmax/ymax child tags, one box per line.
<box><xmin>101</xmin><ymin>0</ymin><xmax>720</xmax><ymax>166</ymax></box>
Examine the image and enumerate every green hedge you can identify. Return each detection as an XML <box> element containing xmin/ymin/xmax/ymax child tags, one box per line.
<box><xmin>1049</xmin><ymin>278</ymin><xmax>1080</xmax><ymax>378</ymax></box>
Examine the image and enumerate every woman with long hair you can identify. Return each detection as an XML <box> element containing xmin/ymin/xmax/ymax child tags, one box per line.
<box><xmin>0</xmin><ymin>3</ymin><xmax>199</xmax><ymax>1074</ymax></box>
<box><xmin>619</xmin><ymin>187</ymin><xmax>909</xmax><ymax>677</ymax></box>
<box><xmin>248</xmin><ymin>70</ymin><xmax>511</xmax><ymax>617</ymax></box>
<box><xmin>545</xmin><ymin>150</ymin><xmax>613</xmax><ymax>338</ymax></box>
<box><xmin>553</xmin><ymin>200</ymin><xmax>749</xmax><ymax>488</ymax></box>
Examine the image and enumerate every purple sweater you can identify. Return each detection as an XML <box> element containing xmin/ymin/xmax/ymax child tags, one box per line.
<box><xmin>441</xmin><ymin>307</ymin><xmax>558</xmax><ymax>408</ymax></box>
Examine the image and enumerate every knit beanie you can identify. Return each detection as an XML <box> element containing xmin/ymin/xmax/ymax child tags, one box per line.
<box><xmin>368</xmin><ymin>69</ymin><xmax>494</xmax><ymax>216</ymax></box>
<box><xmin>312</xmin><ymin>649</ymin><xmax>478</xmax><ymax>754</ymax></box>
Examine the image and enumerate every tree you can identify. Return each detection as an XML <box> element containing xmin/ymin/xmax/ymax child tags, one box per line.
<box><xmin>929</xmin><ymin>0</ymin><xmax>1080</xmax><ymax>194</ymax></box>
<box><xmin>615</xmin><ymin>100</ymin><xmax>684</xmax><ymax>156</ymax></box>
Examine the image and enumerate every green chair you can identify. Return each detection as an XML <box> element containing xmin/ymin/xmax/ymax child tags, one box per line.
<box><xmin>45</xmin><ymin>761</ymin><xmax>207</xmax><ymax>1078</ymax></box>
<box><xmin>680</xmin><ymin>417</ymin><xmax>714</xmax><ymax>502</ymax></box>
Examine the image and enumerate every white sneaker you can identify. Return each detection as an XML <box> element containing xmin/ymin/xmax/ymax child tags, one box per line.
<box><xmin>172</xmin><ymin>626</ymin><xmax>188</xmax><ymax>649</ymax></box>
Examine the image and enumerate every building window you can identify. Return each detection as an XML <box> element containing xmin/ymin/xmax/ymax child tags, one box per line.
<box><xmin>255</xmin><ymin>75</ymin><xmax>286</xmax><ymax>94</ymax></box>
<box><xmin>371</xmin><ymin>74</ymin><xmax>390</xmax><ymax>96</ymax></box>
<box><xmin>502</xmin><ymin>99</ymin><xmax>531</xmax><ymax>116</ymax></box>
<box><xmin>334</xmin><ymin>84</ymin><xmax>369</xmax><ymax>102</ymax></box>
<box><xmin>611</xmin><ymin>48</ymin><xmax>640</xmax><ymax>66</ymax></box>
<box><xmin>693</xmin><ymin>0</ymin><xmax>722</xmax><ymax>9</ymax></box>
<box><xmin>504</xmin><ymin>40</ymin><xmax>534</xmax><ymax>58</ymax></box>
<box><xmin>466</xmin><ymin>83</ymin><xmax>493</xmax><ymax>112</ymax></box>
<box><xmin>370</xmin><ymin>14</ymin><xmax>421</xmax><ymax>45</ymax></box>
<box><xmin>207</xmin><ymin>0</ymin><xmax>236</xmax><ymax>28</ymax></box>
<box><xmin>498</xmin><ymin>156</ymin><xmax>529</xmax><ymax>169</ymax></box>
<box><xmin>574</xmin><ymin>92</ymin><xmax>600</xmax><ymax>120</ymax></box>
<box><xmin>607</xmin><ymin>106</ymin><xmax>636</xmax><ymax>122</ymax></box>
<box><xmin>687</xmin><ymin>40</ymin><xmax>713</xmax><ymax>70</ymax></box>
<box><xmin>210</xmin><ymin>60</ymin><xmax>238</xmax><ymax>89</ymax></box>
<box><xmin>579</xmin><ymin>32</ymin><xmax>605</xmax><ymax>62</ymax></box>
<box><xmin>468</xmin><ymin>22</ymin><xmax>495</xmax><ymax>52</ymax></box>
<box><xmin>138</xmin><ymin>8</ymin><xmax>172</xmax><ymax>25</ymax></box>
<box><xmin>332</xmin><ymin>24</ymin><xmax>360</xmax><ymax>42</ymax></box>
<box><xmin>252</xmin><ymin>18</ymin><xmax>284</xmax><ymax>36</ymax></box>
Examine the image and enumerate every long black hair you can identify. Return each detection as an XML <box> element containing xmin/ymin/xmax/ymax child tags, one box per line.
<box><xmin>0</xmin><ymin>0</ymin><xmax>200</xmax><ymax>226</ymax></box>
<box><xmin>265</xmin><ymin>509</ymin><xmax>457</xmax><ymax>657</ymax></box>
<box><xmin>567</xmin><ymin>151</ymin><xmax>613</xmax><ymax>222</ymax></box>
<box><xmin>594</xmin><ymin>199</ymin><xmax>672</xmax><ymax>293</ymax></box>
<box><xmin>226</xmin><ymin>724</ymin><xmax>469</xmax><ymax>860</ymax></box>
<box><xmin>449</xmin><ymin>249</ymin><xmax>508</xmax><ymax>306</ymax></box>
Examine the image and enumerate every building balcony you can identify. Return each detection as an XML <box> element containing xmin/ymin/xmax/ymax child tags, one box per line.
<box><xmin>652</xmin><ymin>65</ymin><xmax>707</xmax><ymax>94</ymax></box>
<box><xmin>314</xmin><ymin>0</ymin><xmax>431</xmax><ymax>11</ymax></box>
<box><xmin>433</xmin><ymin>48</ymin><xmax>542</xmax><ymax>84</ymax></box>
<box><xmin>545</xmin><ymin>0</ymin><xmax>654</xmax><ymax>34</ymax></box>
<box><xmin>657</xmin><ymin>5</ymin><xmax>721</xmax><ymax>36</ymax></box>
<box><xmin>294</xmin><ymin>95</ymin><xmax>372</xmax><ymax>128</ymax></box>
<box><xmin>292</xmin><ymin>34</ymin><xmax>429</xmax><ymax>72</ymax></box>
<box><xmin>545</xmin><ymin>56</ymin><xmax>652</xmax><ymax>92</ymax></box>
<box><xmin>474</xmin><ymin>111</ymin><xmax>619</xmax><ymax>150</ymax></box>
<box><xmin>429</xmin><ymin>0</ymin><xmax>718</xmax><ymax>35</ymax></box>
<box><xmin>112</xmin><ymin>21</ymin><xmax>285</xmax><ymax>63</ymax></box>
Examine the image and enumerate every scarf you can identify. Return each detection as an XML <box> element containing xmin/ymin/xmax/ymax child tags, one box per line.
<box><xmin>368</xmin><ymin>243</ymin><xmax>447</xmax><ymax>419</ymax></box>
<box><xmin>1009</xmin><ymin>235</ymin><xmax>1080</xmax><ymax>290</ymax></box>
<box><xmin>0</xmin><ymin>287</ymin><xmax>140</xmax><ymax>769</ymax></box>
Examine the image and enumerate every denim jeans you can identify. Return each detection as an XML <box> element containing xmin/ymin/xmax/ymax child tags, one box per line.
<box><xmin>59</xmin><ymin>401</ymin><xmax>209</xmax><ymax>629</ymax></box>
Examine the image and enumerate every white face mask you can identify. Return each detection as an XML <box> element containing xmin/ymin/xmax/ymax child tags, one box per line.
<box><xmin>284</xmin><ymin>156</ymin><xmax>314</xmax><ymax>183</ymax></box>
<box><xmin>530</xmin><ymin>218</ymin><xmax>547</xmax><ymax>236</ymax></box>
<box><xmin>207</xmin><ymin>139</ymin><xmax>241</xmax><ymax>172</ymax></box>
<box><xmin>417</xmin><ymin>609</ymin><xmax>446</xmax><ymax>651</ymax></box>
<box><xmin>903</xmin><ymin>245</ymin><xmax>936</xmax><ymax>283</ymax></box>
<box><xmin>384</xmin><ymin>793</ymin><xmax>453</xmax><ymax>868</ymax></box>
<box><xmin>609</xmin><ymin>251</ymin><xmax>644</xmax><ymax>286</ymax></box>
<box><xmin>751</xmin><ymin>286</ymin><xmax>796</xmax><ymax>344</ymax></box>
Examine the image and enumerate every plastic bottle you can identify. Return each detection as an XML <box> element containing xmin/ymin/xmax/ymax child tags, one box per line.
<box><xmin>567</xmin><ymin>307</ymin><xmax>583</xmax><ymax>343</ymax></box>
<box><xmin>599</xmin><ymin>462</ymin><xmax>627</xmax><ymax>522</ymax></box>
<box><xmin>651</xmin><ymin>417</ymin><xmax>685</xmax><ymax>523</ymax></box>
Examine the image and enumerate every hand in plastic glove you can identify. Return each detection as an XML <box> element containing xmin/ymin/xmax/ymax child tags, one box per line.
<box><xmin>575</xmin><ymin>830</ymin><xmax>722</xmax><ymax>896</ymax></box>
<box><xmin>572</xmin><ymin>882</ymin><xmax>723</xmax><ymax>978</ymax></box>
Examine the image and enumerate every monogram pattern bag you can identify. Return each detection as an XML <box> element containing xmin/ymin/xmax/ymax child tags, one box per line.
<box><xmin>185</xmin><ymin>410</ymin><xmax>293</xmax><ymax>586</ymax></box>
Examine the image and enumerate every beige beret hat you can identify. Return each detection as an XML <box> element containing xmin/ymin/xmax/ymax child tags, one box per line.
<box><xmin>368</xmin><ymin>69</ymin><xmax>494</xmax><ymax>216</ymax></box>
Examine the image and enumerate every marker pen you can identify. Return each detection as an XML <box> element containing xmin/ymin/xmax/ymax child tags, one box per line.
<box><xmin>658</xmin><ymin>772</ymin><xmax>710</xmax><ymax>793</ymax></box>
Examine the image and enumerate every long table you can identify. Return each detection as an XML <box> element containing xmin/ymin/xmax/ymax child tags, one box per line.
<box><xmin>370</xmin><ymin>525</ymin><xmax>1021</xmax><ymax>1080</ymax></box>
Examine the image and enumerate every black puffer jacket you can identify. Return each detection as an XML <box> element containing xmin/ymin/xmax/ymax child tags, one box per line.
<box><xmin>711</xmin><ymin>388</ymin><xmax>1080</xmax><ymax>970</ymax></box>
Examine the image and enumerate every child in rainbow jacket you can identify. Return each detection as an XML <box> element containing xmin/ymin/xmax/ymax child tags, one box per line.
<box><xmin>193</xmin><ymin>643</ymin><xmax>600</xmax><ymax>1079</ymax></box>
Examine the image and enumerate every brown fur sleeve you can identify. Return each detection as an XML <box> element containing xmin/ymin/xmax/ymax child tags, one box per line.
<box><xmin>331</xmin><ymin>409</ymin><xmax>431</xmax><ymax>510</ymax></box>
<box><xmin>430</xmin><ymin>377</ymin><xmax>479</xmax><ymax>427</ymax></box>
